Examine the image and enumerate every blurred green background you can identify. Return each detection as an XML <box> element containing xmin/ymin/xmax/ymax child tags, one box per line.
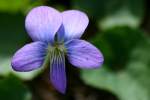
<box><xmin>0</xmin><ymin>0</ymin><xmax>150</xmax><ymax>100</ymax></box>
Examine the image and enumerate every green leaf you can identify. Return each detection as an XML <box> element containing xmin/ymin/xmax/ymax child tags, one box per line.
<box><xmin>0</xmin><ymin>76</ymin><xmax>31</xmax><ymax>100</ymax></box>
<box><xmin>81</xmin><ymin>67</ymin><xmax>149</xmax><ymax>100</ymax></box>
<box><xmin>90</xmin><ymin>27</ymin><xmax>146</xmax><ymax>69</ymax></box>
<box><xmin>0</xmin><ymin>13</ymin><xmax>42</xmax><ymax>80</ymax></box>
<box><xmin>0</xmin><ymin>0</ymin><xmax>30</xmax><ymax>13</ymax></box>
<box><xmin>81</xmin><ymin>28</ymin><xmax>150</xmax><ymax>100</ymax></box>
<box><xmin>72</xmin><ymin>0</ymin><xmax>144</xmax><ymax>30</ymax></box>
<box><xmin>99</xmin><ymin>8</ymin><xmax>141</xmax><ymax>30</ymax></box>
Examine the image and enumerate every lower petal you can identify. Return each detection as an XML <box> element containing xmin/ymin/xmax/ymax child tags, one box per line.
<box><xmin>50</xmin><ymin>50</ymin><xmax>66</xmax><ymax>94</ymax></box>
<box><xmin>11</xmin><ymin>42</ymin><xmax>47</xmax><ymax>72</ymax></box>
<box><xmin>65</xmin><ymin>39</ymin><xmax>104</xmax><ymax>68</ymax></box>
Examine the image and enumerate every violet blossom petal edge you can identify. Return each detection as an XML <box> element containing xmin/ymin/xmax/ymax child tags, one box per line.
<box><xmin>57</xmin><ymin>10</ymin><xmax>89</xmax><ymax>41</ymax></box>
<box><xmin>65</xmin><ymin>39</ymin><xmax>104</xmax><ymax>68</ymax></box>
<box><xmin>11</xmin><ymin>41</ymin><xmax>48</xmax><ymax>72</ymax></box>
<box><xmin>25</xmin><ymin>6</ymin><xmax>62</xmax><ymax>43</ymax></box>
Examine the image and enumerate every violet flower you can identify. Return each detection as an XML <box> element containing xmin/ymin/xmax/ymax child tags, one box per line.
<box><xmin>11</xmin><ymin>6</ymin><xmax>104</xmax><ymax>93</ymax></box>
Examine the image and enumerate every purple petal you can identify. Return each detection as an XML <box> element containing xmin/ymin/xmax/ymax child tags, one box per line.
<box><xmin>11</xmin><ymin>42</ymin><xmax>47</xmax><ymax>72</ymax></box>
<box><xmin>25</xmin><ymin>6</ymin><xmax>62</xmax><ymax>43</ymax></box>
<box><xmin>50</xmin><ymin>50</ymin><xmax>66</xmax><ymax>94</ymax></box>
<box><xmin>65</xmin><ymin>39</ymin><xmax>104</xmax><ymax>68</ymax></box>
<box><xmin>57</xmin><ymin>10</ymin><xmax>89</xmax><ymax>41</ymax></box>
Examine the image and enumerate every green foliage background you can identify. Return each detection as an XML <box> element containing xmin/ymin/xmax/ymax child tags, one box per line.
<box><xmin>0</xmin><ymin>0</ymin><xmax>149</xmax><ymax>100</ymax></box>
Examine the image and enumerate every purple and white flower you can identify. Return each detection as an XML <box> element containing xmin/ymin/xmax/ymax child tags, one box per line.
<box><xmin>11</xmin><ymin>6</ymin><xmax>104</xmax><ymax>93</ymax></box>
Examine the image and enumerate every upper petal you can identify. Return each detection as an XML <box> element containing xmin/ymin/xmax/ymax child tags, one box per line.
<box><xmin>11</xmin><ymin>42</ymin><xmax>48</xmax><ymax>72</ymax></box>
<box><xmin>65</xmin><ymin>39</ymin><xmax>104</xmax><ymax>68</ymax></box>
<box><xmin>50</xmin><ymin>50</ymin><xmax>66</xmax><ymax>94</ymax></box>
<box><xmin>57</xmin><ymin>10</ymin><xmax>89</xmax><ymax>41</ymax></box>
<box><xmin>25</xmin><ymin>6</ymin><xmax>62</xmax><ymax>43</ymax></box>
